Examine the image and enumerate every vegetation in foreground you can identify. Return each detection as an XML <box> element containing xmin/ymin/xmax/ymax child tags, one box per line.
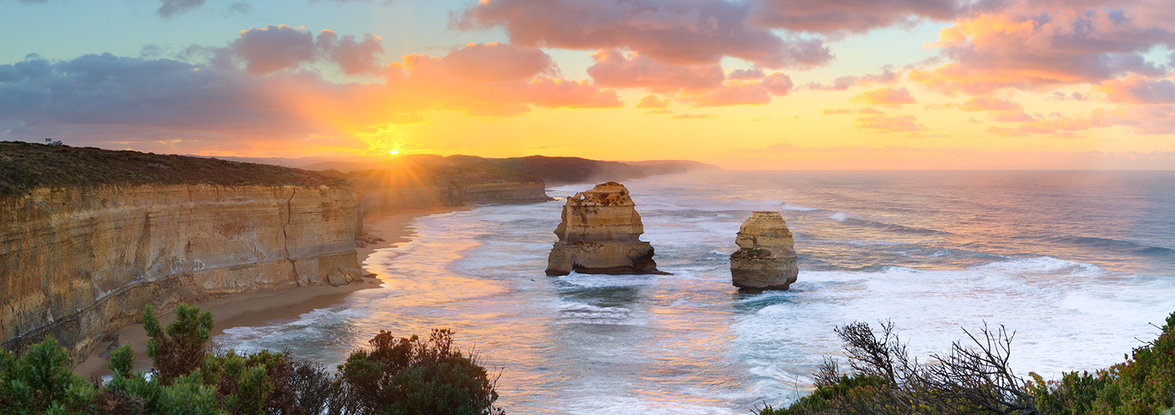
<box><xmin>761</xmin><ymin>311</ymin><xmax>1175</xmax><ymax>415</ymax></box>
<box><xmin>0</xmin><ymin>303</ymin><xmax>501</xmax><ymax>415</ymax></box>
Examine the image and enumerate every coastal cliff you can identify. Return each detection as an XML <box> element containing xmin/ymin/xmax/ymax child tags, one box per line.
<box><xmin>344</xmin><ymin>157</ymin><xmax>550</xmax><ymax>214</ymax></box>
<box><xmin>0</xmin><ymin>143</ymin><xmax>362</xmax><ymax>362</ymax></box>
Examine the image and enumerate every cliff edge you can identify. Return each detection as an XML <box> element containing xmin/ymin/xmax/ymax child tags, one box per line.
<box><xmin>0</xmin><ymin>142</ymin><xmax>363</xmax><ymax>363</ymax></box>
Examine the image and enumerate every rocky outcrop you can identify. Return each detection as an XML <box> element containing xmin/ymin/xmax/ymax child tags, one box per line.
<box><xmin>730</xmin><ymin>211</ymin><xmax>798</xmax><ymax>291</ymax></box>
<box><xmin>545</xmin><ymin>182</ymin><xmax>659</xmax><ymax>275</ymax></box>
<box><xmin>0</xmin><ymin>183</ymin><xmax>362</xmax><ymax>362</ymax></box>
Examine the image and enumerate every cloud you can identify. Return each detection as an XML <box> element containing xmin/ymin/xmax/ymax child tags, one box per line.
<box><xmin>316</xmin><ymin>31</ymin><xmax>385</xmax><ymax>76</ymax></box>
<box><xmin>684</xmin><ymin>72</ymin><xmax>792</xmax><ymax>106</ymax></box>
<box><xmin>822</xmin><ymin>108</ymin><xmax>853</xmax><ymax>115</ymax></box>
<box><xmin>857</xmin><ymin>107</ymin><xmax>884</xmax><ymax>114</ymax></box>
<box><xmin>193</xmin><ymin>25</ymin><xmax>387</xmax><ymax>76</ymax></box>
<box><xmin>911</xmin><ymin>7</ymin><xmax>1174</xmax><ymax>95</ymax></box>
<box><xmin>1099</xmin><ymin>75</ymin><xmax>1175</xmax><ymax>105</ymax></box>
<box><xmin>855</xmin><ymin>114</ymin><xmax>926</xmax><ymax>132</ymax></box>
<box><xmin>636</xmin><ymin>95</ymin><xmax>669</xmax><ymax>109</ymax></box>
<box><xmin>454</xmin><ymin>0</ymin><xmax>833</xmax><ymax>68</ymax></box>
<box><xmin>670</xmin><ymin>113</ymin><xmax>718</xmax><ymax>119</ymax></box>
<box><xmin>992</xmin><ymin>111</ymin><xmax>1034</xmax><ymax>122</ymax></box>
<box><xmin>728</xmin><ymin>68</ymin><xmax>765</xmax><ymax>80</ymax></box>
<box><xmin>689</xmin><ymin>82</ymin><xmax>771</xmax><ymax>106</ymax></box>
<box><xmin>0</xmin><ymin>44</ymin><xmax>621</xmax><ymax>149</ymax></box>
<box><xmin>806</xmin><ymin>67</ymin><xmax>901</xmax><ymax>90</ymax></box>
<box><xmin>158</xmin><ymin>0</ymin><xmax>206</xmax><ymax>18</ymax></box>
<box><xmin>230</xmin><ymin>25</ymin><xmax>318</xmax><ymax>75</ymax></box>
<box><xmin>850</xmin><ymin>87</ymin><xmax>917</xmax><ymax>105</ymax></box>
<box><xmin>748</xmin><ymin>0</ymin><xmax>961</xmax><ymax>35</ymax></box>
<box><xmin>958</xmin><ymin>96</ymin><xmax>1022</xmax><ymax>111</ymax></box>
<box><xmin>586</xmin><ymin>49</ymin><xmax>724</xmax><ymax>92</ymax></box>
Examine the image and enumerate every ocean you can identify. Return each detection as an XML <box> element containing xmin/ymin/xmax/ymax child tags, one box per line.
<box><xmin>214</xmin><ymin>170</ymin><xmax>1175</xmax><ymax>414</ymax></box>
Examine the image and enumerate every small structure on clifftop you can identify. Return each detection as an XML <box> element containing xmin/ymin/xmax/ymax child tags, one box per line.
<box><xmin>545</xmin><ymin>182</ymin><xmax>660</xmax><ymax>276</ymax></box>
<box><xmin>730</xmin><ymin>211</ymin><xmax>798</xmax><ymax>291</ymax></box>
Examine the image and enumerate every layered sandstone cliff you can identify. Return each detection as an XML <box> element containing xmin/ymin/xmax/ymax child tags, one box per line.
<box><xmin>0</xmin><ymin>143</ymin><xmax>363</xmax><ymax>363</ymax></box>
<box><xmin>730</xmin><ymin>211</ymin><xmax>798</xmax><ymax>291</ymax></box>
<box><xmin>545</xmin><ymin>182</ymin><xmax>659</xmax><ymax>275</ymax></box>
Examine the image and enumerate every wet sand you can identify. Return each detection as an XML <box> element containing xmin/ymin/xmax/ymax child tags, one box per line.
<box><xmin>73</xmin><ymin>206</ymin><xmax>464</xmax><ymax>381</ymax></box>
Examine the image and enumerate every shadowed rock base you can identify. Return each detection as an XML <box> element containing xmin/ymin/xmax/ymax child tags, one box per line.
<box><xmin>545</xmin><ymin>241</ymin><xmax>659</xmax><ymax>276</ymax></box>
<box><xmin>730</xmin><ymin>256</ymin><xmax>799</xmax><ymax>291</ymax></box>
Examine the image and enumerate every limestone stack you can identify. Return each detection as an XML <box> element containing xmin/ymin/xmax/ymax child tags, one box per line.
<box><xmin>730</xmin><ymin>211</ymin><xmax>798</xmax><ymax>290</ymax></box>
<box><xmin>545</xmin><ymin>182</ymin><xmax>660</xmax><ymax>275</ymax></box>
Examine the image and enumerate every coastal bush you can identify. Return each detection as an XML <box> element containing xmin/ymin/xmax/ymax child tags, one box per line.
<box><xmin>762</xmin><ymin>312</ymin><xmax>1175</xmax><ymax>415</ymax></box>
<box><xmin>1</xmin><ymin>303</ymin><xmax>503</xmax><ymax>414</ymax></box>
<box><xmin>1029</xmin><ymin>311</ymin><xmax>1175</xmax><ymax>414</ymax></box>
<box><xmin>339</xmin><ymin>328</ymin><xmax>503</xmax><ymax>415</ymax></box>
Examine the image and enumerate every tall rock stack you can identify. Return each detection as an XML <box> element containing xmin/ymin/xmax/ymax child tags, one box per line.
<box><xmin>730</xmin><ymin>211</ymin><xmax>799</xmax><ymax>290</ymax></box>
<box><xmin>545</xmin><ymin>182</ymin><xmax>660</xmax><ymax>276</ymax></box>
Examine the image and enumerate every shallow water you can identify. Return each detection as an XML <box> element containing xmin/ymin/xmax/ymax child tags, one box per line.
<box><xmin>215</xmin><ymin>171</ymin><xmax>1175</xmax><ymax>414</ymax></box>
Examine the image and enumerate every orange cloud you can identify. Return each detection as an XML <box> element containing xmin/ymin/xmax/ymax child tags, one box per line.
<box><xmin>684</xmin><ymin>73</ymin><xmax>793</xmax><ymax>107</ymax></box>
<box><xmin>636</xmin><ymin>95</ymin><xmax>669</xmax><ymax>109</ymax></box>
<box><xmin>850</xmin><ymin>87</ymin><xmax>917</xmax><ymax>106</ymax></box>
<box><xmin>958</xmin><ymin>96</ymin><xmax>1021</xmax><ymax>111</ymax></box>
<box><xmin>913</xmin><ymin>8</ymin><xmax>1169</xmax><ymax>95</ymax></box>
<box><xmin>854</xmin><ymin>114</ymin><xmax>926</xmax><ymax>132</ymax></box>
<box><xmin>587</xmin><ymin>49</ymin><xmax>724</xmax><ymax>92</ymax></box>
<box><xmin>670</xmin><ymin>113</ymin><xmax>718</xmax><ymax>119</ymax></box>
<box><xmin>1099</xmin><ymin>75</ymin><xmax>1175</xmax><ymax>105</ymax></box>
<box><xmin>456</xmin><ymin>0</ymin><xmax>832</xmax><ymax>68</ymax></box>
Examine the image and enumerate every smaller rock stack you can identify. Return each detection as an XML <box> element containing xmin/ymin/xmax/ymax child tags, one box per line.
<box><xmin>545</xmin><ymin>182</ymin><xmax>660</xmax><ymax>276</ymax></box>
<box><xmin>730</xmin><ymin>211</ymin><xmax>798</xmax><ymax>291</ymax></box>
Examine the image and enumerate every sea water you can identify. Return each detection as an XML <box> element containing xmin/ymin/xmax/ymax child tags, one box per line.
<box><xmin>214</xmin><ymin>171</ymin><xmax>1175</xmax><ymax>414</ymax></box>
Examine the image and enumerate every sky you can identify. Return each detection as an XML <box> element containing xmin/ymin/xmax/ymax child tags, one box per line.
<box><xmin>2</xmin><ymin>0</ymin><xmax>1175</xmax><ymax>169</ymax></box>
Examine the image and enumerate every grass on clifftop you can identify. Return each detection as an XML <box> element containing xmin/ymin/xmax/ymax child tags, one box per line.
<box><xmin>0</xmin><ymin>142</ymin><xmax>349</xmax><ymax>196</ymax></box>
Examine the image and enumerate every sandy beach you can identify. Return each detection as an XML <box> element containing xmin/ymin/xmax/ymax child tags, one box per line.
<box><xmin>73</xmin><ymin>206</ymin><xmax>464</xmax><ymax>381</ymax></box>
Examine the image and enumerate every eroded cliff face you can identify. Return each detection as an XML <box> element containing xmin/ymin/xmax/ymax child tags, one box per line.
<box><xmin>0</xmin><ymin>184</ymin><xmax>362</xmax><ymax>362</ymax></box>
<box><xmin>546</xmin><ymin>182</ymin><xmax>659</xmax><ymax>276</ymax></box>
<box><xmin>730</xmin><ymin>211</ymin><xmax>799</xmax><ymax>291</ymax></box>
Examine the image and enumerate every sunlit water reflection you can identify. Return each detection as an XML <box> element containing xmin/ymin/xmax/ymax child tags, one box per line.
<box><xmin>216</xmin><ymin>171</ymin><xmax>1175</xmax><ymax>414</ymax></box>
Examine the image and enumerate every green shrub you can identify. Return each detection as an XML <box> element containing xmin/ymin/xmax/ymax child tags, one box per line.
<box><xmin>340</xmin><ymin>328</ymin><xmax>503</xmax><ymax>415</ymax></box>
<box><xmin>1030</xmin><ymin>311</ymin><xmax>1175</xmax><ymax>415</ymax></box>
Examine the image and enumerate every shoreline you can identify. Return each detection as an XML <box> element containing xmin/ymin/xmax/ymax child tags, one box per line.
<box><xmin>72</xmin><ymin>205</ymin><xmax>466</xmax><ymax>381</ymax></box>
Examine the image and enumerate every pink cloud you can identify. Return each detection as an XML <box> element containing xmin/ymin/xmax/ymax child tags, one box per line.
<box><xmin>822</xmin><ymin>108</ymin><xmax>854</xmax><ymax>115</ymax></box>
<box><xmin>911</xmin><ymin>6</ymin><xmax>1173</xmax><ymax>95</ymax></box>
<box><xmin>749</xmin><ymin>0</ymin><xmax>960</xmax><ymax>34</ymax></box>
<box><xmin>685</xmin><ymin>72</ymin><xmax>792</xmax><ymax>106</ymax></box>
<box><xmin>1099</xmin><ymin>75</ymin><xmax>1175</xmax><ymax>105</ymax></box>
<box><xmin>636</xmin><ymin>95</ymin><xmax>670</xmax><ymax>109</ymax></box>
<box><xmin>992</xmin><ymin>111</ymin><xmax>1034</xmax><ymax>122</ymax></box>
<box><xmin>455</xmin><ymin>0</ymin><xmax>833</xmax><ymax>68</ymax></box>
<box><xmin>689</xmin><ymin>82</ymin><xmax>772</xmax><ymax>107</ymax></box>
<box><xmin>586</xmin><ymin>49</ymin><xmax>725</xmax><ymax>92</ymax></box>
<box><xmin>806</xmin><ymin>67</ymin><xmax>901</xmax><ymax>91</ymax></box>
<box><xmin>855</xmin><ymin>114</ymin><xmax>927</xmax><ymax>132</ymax></box>
<box><xmin>851</xmin><ymin>87</ymin><xmax>917</xmax><ymax>106</ymax></box>
<box><xmin>439</xmin><ymin>42</ymin><xmax>557</xmax><ymax>83</ymax></box>
<box><xmin>958</xmin><ymin>96</ymin><xmax>1022</xmax><ymax>111</ymax></box>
